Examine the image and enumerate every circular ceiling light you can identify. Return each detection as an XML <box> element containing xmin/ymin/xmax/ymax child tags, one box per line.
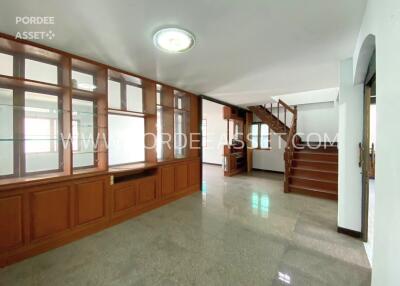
<box><xmin>153</xmin><ymin>27</ymin><xmax>195</xmax><ymax>53</ymax></box>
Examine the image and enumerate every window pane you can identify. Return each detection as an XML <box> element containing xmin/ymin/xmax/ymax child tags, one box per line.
<box><xmin>24</xmin><ymin>92</ymin><xmax>59</xmax><ymax>173</ymax></box>
<box><xmin>25</xmin><ymin>59</ymin><xmax>58</xmax><ymax>84</ymax></box>
<box><xmin>72</xmin><ymin>70</ymin><xmax>95</xmax><ymax>91</ymax></box>
<box><xmin>260</xmin><ymin>124</ymin><xmax>269</xmax><ymax>149</ymax></box>
<box><xmin>0</xmin><ymin>53</ymin><xmax>13</xmax><ymax>76</ymax></box>
<box><xmin>174</xmin><ymin>112</ymin><xmax>186</xmax><ymax>158</ymax></box>
<box><xmin>157</xmin><ymin>109</ymin><xmax>163</xmax><ymax>160</ymax></box>
<box><xmin>108</xmin><ymin>80</ymin><xmax>121</xmax><ymax>109</ymax></box>
<box><xmin>126</xmin><ymin>84</ymin><xmax>143</xmax><ymax>112</ymax></box>
<box><xmin>251</xmin><ymin>124</ymin><xmax>259</xmax><ymax>148</ymax></box>
<box><xmin>201</xmin><ymin>119</ymin><xmax>207</xmax><ymax>147</ymax></box>
<box><xmin>72</xmin><ymin>98</ymin><xmax>95</xmax><ymax>168</ymax></box>
<box><xmin>0</xmin><ymin>88</ymin><xmax>13</xmax><ymax>176</ymax></box>
<box><xmin>108</xmin><ymin>114</ymin><xmax>144</xmax><ymax>165</ymax></box>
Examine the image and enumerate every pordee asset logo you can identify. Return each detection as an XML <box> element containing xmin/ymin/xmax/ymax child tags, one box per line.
<box><xmin>15</xmin><ymin>16</ymin><xmax>56</xmax><ymax>40</ymax></box>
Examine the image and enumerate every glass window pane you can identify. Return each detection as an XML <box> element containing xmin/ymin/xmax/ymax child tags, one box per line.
<box><xmin>108</xmin><ymin>114</ymin><xmax>144</xmax><ymax>165</ymax></box>
<box><xmin>174</xmin><ymin>112</ymin><xmax>186</xmax><ymax>158</ymax></box>
<box><xmin>72</xmin><ymin>70</ymin><xmax>95</xmax><ymax>91</ymax></box>
<box><xmin>25</xmin><ymin>59</ymin><xmax>58</xmax><ymax>84</ymax></box>
<box><xmin>0</xmin><ymin>88</ymin><xmax>14</xmax><ymax>176</ymax></box>
<box><xmin>157</xmin><ymin>109</ymin><xmax>163</xmax><ymax>160</ymax></box>
<box><xmin>260</xmin><ymin>124</ymin><xmax>269</xmax><ymax>149</ymax></box>
<box><xmin>126</xmin><ymin>84</ymin><xmax>143</xmax><ymax>112</ymax></box>
<box><xmin>251</xmin><ymin>124</ymin><xmax>259</xmax><ymax>148</ymax></box>
<box><xmin>72</xmin><ymin>98</ymin><xmax>95</xmax><ymax>168</ymax></box>
<box><xmin>0</xmin><ymin>53</ymin><xmax>13</xmax><ymax>76</ymax></box>
<box><xmin>108</xmin><ymin>80</ymin><xmax>121</xmax><ymax>109</ymax></box>
<box><xmin>24</xmin><ymin>92</ymin><xmax>59</xmax><ymax>173</ymax></box>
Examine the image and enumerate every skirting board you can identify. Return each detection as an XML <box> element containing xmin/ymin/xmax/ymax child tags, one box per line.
<box><xmin>337</xmin><ymin>227</ymin><xmax>362</xmax><ymax>239</ymax></box>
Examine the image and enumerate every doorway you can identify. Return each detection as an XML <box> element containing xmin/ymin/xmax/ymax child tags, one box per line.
<box><xmin>361</xmin><ymin>52</ymin><xmax>376</xmax><ymax>263</ymax></box>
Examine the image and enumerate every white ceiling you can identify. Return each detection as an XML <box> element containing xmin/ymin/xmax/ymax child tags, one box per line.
<box><xmin>0</xmin><ymin>0</ymin><xmax>366</xmax><ymax>105</ymax></box>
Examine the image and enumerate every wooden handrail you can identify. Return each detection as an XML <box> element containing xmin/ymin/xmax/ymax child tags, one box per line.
<box><xmin>278</xmin><ymin>99</ymin><xmax>295</xmax><ymax>114</ymax></box>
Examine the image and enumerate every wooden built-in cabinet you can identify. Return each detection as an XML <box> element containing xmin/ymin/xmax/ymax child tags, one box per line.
<box><xmin>0</xmin><ymin>33</ymin><xmax>202</xmax><ymax>267</ymax></box>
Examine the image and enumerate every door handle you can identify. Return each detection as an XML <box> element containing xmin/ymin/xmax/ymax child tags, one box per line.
<box><xmin>359</xmin><ymin>142</ymin><xmax>364</xmax><ymax>168</ymax></box>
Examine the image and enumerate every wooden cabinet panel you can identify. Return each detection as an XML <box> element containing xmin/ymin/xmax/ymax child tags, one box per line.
<box><xmin>175</xmin><ymin>163</ymin><xmax>188</xmax><ymax>192</ymax></box>
<box><xmin>31</xmin><ymin>187</ymin><xmax>70</xmax><ymax>240</ymax></box>
<box><xmin>114</xmin><ymin>183</ymin><xmax>137</xmax><ymax>213</ymax></box>
<box><xmin>0</xmin><ymin>196</ymin><xmax>23</xmax><ymax>251</ymax></box>
<box><xmin>76</xmin><ymin>179</ymin><xmax>105</xmax><ymax>225</ymax></box>
<box><xmin>161</xmin><ymin>166</ymin><xmax>174</xmax><ymax>196</ymax></box>
<box><xmin>188</xmin><ymin>160</ymin><xmax>200</xmax><ymax>186</ymax></box>
<box><xmin>138</xmin><ymin>176</ymin><xmax>157</xmax><ymax>204</ymax></box>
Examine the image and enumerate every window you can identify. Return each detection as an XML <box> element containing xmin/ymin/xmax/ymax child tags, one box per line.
<box><xmin>108</xmin><ymin>80</ymin><xmax>121</xmax><ymax>109</ymax></box>
<box><xmin>126</xmin><ymin>84</ymin><xmax>143</xmax><ymax>112</ymax></box>
<box><xmin>0</xmin><ymin>88</ymin><xmax>14</xmax><ymax>176</ymax></box>
<box><xmin>251</xmin><ymin>124</ymin><xmax>259</xmax><ymax>149</ymax></box>
<box><xmin>157</xmin><ymin>109</ymin><xmax>163</xmax><ymax>160</ymax></box>
<box><xmin>72</xmin><ymin>70</ymin><xmax>96</xmax><ymax>91</ymax></box>
<box><xmin>201</xmin><ymin>119</ymin><xmax>207</xmax><ymax>147</ymax></box>
<box><xmin>0</xmin><ymin>53</ymin><xmax>13</xmax><ymax>76</ymax></box>
<box><xmin>108</xmin><ymin>114</ymin><xmax>145</xmax><ymax>165</ymax></box>
<box><xmin>25</xmin><ymin>59</ymin><xmax>58</xmax><ymax>84</ymax></box>
<box><xmin>174</xmin><ymin>111</ymin><xmax>186</xmax><ymax>158</ymax></box>
<box><xmin>24</xmin><ymin>92</ymin><xmax>60</xmax><ymax>173</ymax></box>
<box><xmin>251</xmin><ymin>123</ymin><xmax>270</xmax><ymax>149</ymax></box>
<box><xmin>72</xmin><ymin>98</ymin><xmax>95</xmax><ymax>168</ymax></box>
<box><xmin>156</xmin><ymin>84</ymin><xmax>161</xmax><ymax>105</ymax></box>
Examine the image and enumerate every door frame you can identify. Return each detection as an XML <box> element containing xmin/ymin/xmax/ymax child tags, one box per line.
<box><xmin>361</xmin><ymin>83</ymin><xmax>371</xmax><ymax>242</ymax></box>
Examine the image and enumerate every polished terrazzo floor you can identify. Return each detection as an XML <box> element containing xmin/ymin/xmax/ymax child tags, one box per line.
<box><xmin>0</xmin><ymin>165</ymin><xmax>371</xmax><ymax>286</ymax></box>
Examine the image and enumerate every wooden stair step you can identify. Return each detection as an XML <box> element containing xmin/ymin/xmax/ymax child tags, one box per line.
<box><xmin>289</xmin><ymin>176</ymin><xmax>337</xmax><ymax>191</ymax></box>
<box><xmin>289</xmin><ymin>184</ymin><xmax>338</xmax><ymax>200</ymax></box>
<box><xmin>292</xmin><ymin>159</ymin><xmax>338</xmax><ymax>171</ymax></box>
<box><xmin>294</xmin><ymin>151</ymin><xmax>338</xmax><ymax>162</ymax></box>
<box><xmin>291</xmin><ymin>167</ymin><xmax>338</xmax><ymax>181</ymax></box>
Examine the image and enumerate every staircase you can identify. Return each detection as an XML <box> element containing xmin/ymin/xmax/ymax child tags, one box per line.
<box><xmin>248</xmin><ymin>101</ymin><xmax>338</xmax><ymax>200</ymax></box>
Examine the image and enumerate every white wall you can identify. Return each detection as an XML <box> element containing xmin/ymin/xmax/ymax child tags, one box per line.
<box><xmin>347</xmin><ymin>1</ymin><xmax>400</xmax><ymax>285</ymax></box>
<box><xmin>337</xmin><ymin>58</ymin><xmax>363</xmax><ymax>232</ymax></box>
<box><xmin>202</xmin><ymin>100</ymin><xmax>227</xmax><ymax>165</ymax></box>
<box><xmin>297</xmin><ymin>102</ymin><xmax>338</xmax><ymax>142</ymax></box>
<box><xmin>252</xmin><ymin>134</ymin><xmax>285</xmax><ymax>172</ymax></box>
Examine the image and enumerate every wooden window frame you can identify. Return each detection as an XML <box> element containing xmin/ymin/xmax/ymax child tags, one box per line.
<box><xmin>251</xmin><ymin>122</ymin><xmax>271</xmax><ymax>150</ymax></box>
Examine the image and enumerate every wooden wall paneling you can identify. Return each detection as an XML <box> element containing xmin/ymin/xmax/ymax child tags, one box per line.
<box><xmin>175</xmin><ymin>162</ymin><xmax>188</xmax><ymax>192</ymax></box>
<box><xmin>113</xmin><ymin>181</ymin><xmax>137</xmax><ymax>214</ymax></box>
<box><xmin>143</xmin><ymin>80</ymin><xmax>156</xmax><ymax>115</ymax></box>
<box><xmin>61</xmin><ymin>57</ymin><xmax>72</xmax><ymax>175</ymax></box>
<box><xmin>245</xmin><ymin>111</ymin><xmax>253</xmax><ymax>173</ymax></box>
<box><xmin>137</xmin><ymin>176</ymin><xmax>157</xmax><ymax>205</ymax></box>
<box><xmin>96</xmin><ymin>68</ymin><xmax>108</xmax><ymax>171</ymax></box>
<box><xmin>75</xmin><ymin>178</ymin><xmax>106</xmax><ymax>226</ymax></box>
<box><xmin>161</xmin><ymin>166</ymin><xmax>174</xmax><ymax>197</ymax></box>
<box><xmin>30</xmin><ymin>186</ymin><xmax>72</xmax><ymax>241</ymax></box>
<box><xmin>161</xmin><ymin>85</ymin><xmax>174</xmax><ymax>108</ymax></box>
<box><xmin>0</xmin><ymin>195</ymin><xmax>23</xmax><ymax>251</ymax></box>
<box><xmin>188</xmin><ymin>159</ymin><xmax>200</xmax><ymax>186</ymax></box>
<box><xmin>189</xmin><ymin>94</ymin><xmax>200</xmax><ymax>158</ymax></box>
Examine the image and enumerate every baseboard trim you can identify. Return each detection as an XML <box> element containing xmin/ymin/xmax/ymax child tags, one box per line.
<box><xmin>252</xmin><ymin>168</ymin><xmax>284</xmax><ymax>174</ymax></box>
<box><xmin>337</xmin><ymin>227</ymin><xmax>362</xmax><ymax>239</ymax></box>
<box><xmin>203</xmin><ymin>162</ymin><xmax>222</xmax><ymax>166</ymax></box>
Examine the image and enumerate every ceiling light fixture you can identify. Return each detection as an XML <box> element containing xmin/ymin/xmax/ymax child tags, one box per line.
<box><xmin>153</xmin><ymin>27</ymin><xmax>195</xmax><ymax>53</ymax></box>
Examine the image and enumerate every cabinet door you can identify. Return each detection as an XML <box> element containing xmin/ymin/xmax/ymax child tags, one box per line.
<box><xmin>0</xmin><ymin>195</ymin><xmax>23</xmax><ymax>251</ymax></box>
<box><xmin>31</xmin><ymin>187</ymin><xmax>71</xmax><ymax>240</ymax></box>
<box><xmin>138</xmin><ymin>176</ymin><xmax>157</xmax><ymax>204</ymax></box>
<box><xmin>113</xmin><ymin>182</ymin><xmax>137</xmax><ymax>213</ymax></box>
<box><xmin>161</xmin><ymin>166</ymin><xmax>174</xmax><ymax>197</ymax></box>
<box><xmin>75</xmin><ymin>179</ymin><xmax>105</xmax><ymax>225</ymax></box>
<box><xmin>175</xmin><ymin>163</ymin><xmax>188</xmax><ymax>192</ymax></box>
<box><xmin>188</xmin><ymin>160</ymin><xmax>200</xmax><ymax>186</ymax></box>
